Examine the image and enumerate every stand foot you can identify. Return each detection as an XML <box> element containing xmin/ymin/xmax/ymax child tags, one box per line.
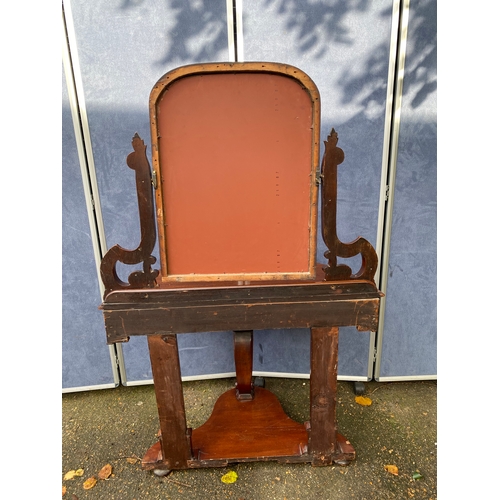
<box><xmin>153</xmin><ymin>469</ymin><xmax>170</xmax><ymax>477</ymax></box>
<box><xmin>332</xmin><ymin>433</ymin><xmax>356</xmax><ymax>465</ymax></box>
<box><xmin>353</xmin><ymin>381</ymin><xmax>365</xmax><ymax>395</ymax></box>
<box><xmin>254</xmin><ymin>376</ymin><xmax>265</xmax><ymax>388</ymax></box>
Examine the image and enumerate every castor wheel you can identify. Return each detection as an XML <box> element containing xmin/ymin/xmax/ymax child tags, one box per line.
<box><xmin>353</xmin><ymin>381</ymin><xmax>365</xmax><ymax>395</ymax></box>
<box><xmin>153</xmin><ymin>468</ymin><xmax>170</xmax><ymax>477</ymax></box>
<box><xmin>254</xmin><ymin>376</ymin><xmax>265</xmax><ymax>388</ymax></box>
<box><xmin>334</xmin><ymin>460</ymin><xmax>350</xmax><ymax>466</ymax></box>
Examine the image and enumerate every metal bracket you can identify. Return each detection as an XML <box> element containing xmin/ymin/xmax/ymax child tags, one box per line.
<box><xmin>315</xmin><ymin>170</ymin><xmax>323</xmax><ymax>185</ymax></box>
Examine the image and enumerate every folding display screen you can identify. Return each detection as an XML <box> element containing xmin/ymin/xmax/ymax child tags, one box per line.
<box><xmin>149</xmin><ymin>63</ymin><xmax>320</xmax><ymax>283</ymax></box>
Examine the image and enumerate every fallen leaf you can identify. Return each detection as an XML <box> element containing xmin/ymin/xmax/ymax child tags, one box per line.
<box><xmin>64</xmin><ymin>469</ymin><xmax>84</xmax><ymax>480</ymax></box>
<box><xmin>126</xmin><ymin>457</ymin><xmax>138</xmax><ymax>464</ymax></box>
<box><xmin>384</xmin><ymin>465</ymin><xmax>399</xmax><ymax>476</ymax></box>
<box><xmin>98</xmin><ymin>463</ymin><xmax>113</xmax><ymax>480</ymax></box>
<box><xmin>355</xmin><ymin>395</ymin><xmax>372</xmax><ymax>406</ymax></box>
<box><xmin>412</xmin><ymin>472</ymin><xmax>423</xmax><ymax>480</ymax></box>
<box><xmin>221</xmin><ymin>471</ymin><xmax>238</xmax><ymax>484</ymax></box>
<box><xmin>63</xmin><ymin>471</ymin><xmax>74</xmax><ymax>480</ymax></box>
<box><xmin>62</xmin><ymin>485</ymin><xmax>67</xmax><ymax>496</ymax></box>
<box><xmin>83</xmin><ymin>477</ymin><xmax>97</xmax><ymax>490</ymax></box>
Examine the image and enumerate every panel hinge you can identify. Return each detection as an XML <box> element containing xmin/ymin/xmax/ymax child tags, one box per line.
<box><xmin>315</xmin><ymin>170</ymin><xmax>323</xmax><ymax>185</ymax></box>
<box><xmin>384</xmin><ymin>185</ymin><xmax>390</xmax><ymax>201</ymax></box>
<box><xmin>152</xmin><ymin>170</ymin><xmax>158</xmax><ymax>189</ymax></box>
<box><xmin>373</xmin><ymin>347</ymin><xmax>378</xmax><ymax>363</ymax></box>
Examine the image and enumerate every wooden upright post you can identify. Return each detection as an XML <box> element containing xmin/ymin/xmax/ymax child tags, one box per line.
<box><xmin>147</xmin><ymin>335</ymin><xmax>192</xmax><ymax>469</ymax></box>
<box><xmin>234</xmin><ymin>330</ymin><xmax>254</xmax><ymax>400</ymax></box>
<box><xmin>309</xmin><ymin>326</ymin><xmax>339</xmax><ymax>465</ymax></box>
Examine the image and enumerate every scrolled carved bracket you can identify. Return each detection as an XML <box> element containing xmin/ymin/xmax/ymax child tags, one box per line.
<box><xmin>320</xmin><ymin>128</ymin><xmax>378</xmax><ymax>282</ymax></box>
<box><xmin>100</xmin><ymin>134</ymin><xmax>159</xmax><ymax>298</ymax></box>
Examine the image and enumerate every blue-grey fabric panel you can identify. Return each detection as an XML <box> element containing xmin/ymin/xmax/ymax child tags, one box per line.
<box><xmin>243</xmin><ymin>0</ymin><xmax>394</xmax><ymax>378</ymax></box>
<box><xmin>378</xmin><ymin>0</ymin><xmax>437</xmax><ymax>378</ymax></box>
<box><xmin>68</xmin><ymin>0</ymin><xmax>235</xmax><ymax>382</ymax></box>
<box><xmin>124</xmin><ymin>327</ymin><xmax>372</xmax><ymax>380</ymax></box>
<box><xmin>121</xmin><ymin>333</ymin><xmax>236</xmax><ymax>381</ymax></box>
<box><xmin>253</xmin><ymin>328</ymin><xmax>371</xmax><ymax>378</ymax></box>
<box><xmin>253</xmin><ymin>329</ymin><xmax>310</xmax><ymax>374</ymax></box>
<box><xmin>62</xmin><ymin>67</ymin><xmax>116</xmax><ymax>389</ymax></box>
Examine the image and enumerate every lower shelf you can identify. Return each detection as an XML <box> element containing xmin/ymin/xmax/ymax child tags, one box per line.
<box><xmin>143</xmin><ymin>386</ymin><xmax>355</xmax><ymax>470</ymax></box>
<box><xmin>191</xmin><ymin>387</ymin><xmax>308</xmax><ymax>461</ymax></box>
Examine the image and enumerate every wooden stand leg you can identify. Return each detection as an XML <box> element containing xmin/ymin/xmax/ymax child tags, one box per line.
<box><xmin>145</xmin><ymin>335</ymin><xmax>192</xmax><ymax>470</ymax></box>
<box><xmin>309</xmin><ymin>326</ymin><xmax>354</xmax><ymax>466</ymax></box>
<box><xmin>234</xmin><ymin>330</ymin><xmax>254</xmax><ymax>400</ymax></box>
<box><xmin>309</xmin><ymin>326</ymin><xmax>338</xmax><ymax>465</ymax></box>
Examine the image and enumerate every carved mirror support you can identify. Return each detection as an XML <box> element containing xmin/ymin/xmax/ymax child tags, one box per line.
<box><xmin>320</xmin><ymin>129</ymin><xmax>378</xmax><ymax>282</ymax></box>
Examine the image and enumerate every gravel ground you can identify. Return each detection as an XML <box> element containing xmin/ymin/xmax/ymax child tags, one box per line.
<box><xmin>62</xmin><ymin>378</ymin><xmax>437</xmax><ymax>499</ymax></box>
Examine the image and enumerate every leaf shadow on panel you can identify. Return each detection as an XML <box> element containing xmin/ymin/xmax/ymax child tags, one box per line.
<box><xmin>120</xmin><ymin>0</ymin><xmax>228</xmax><ymax>65</ymax></box>
<box><xmin>118</xmin><ymin>0</ymin><xmax>435</xmax><ymax>111</ymax></box>
<box><xmin>261</xmin><ymin>0</ymin><xmax>369</xmax><ymax>52</ymax></box>
<box><xmin>265</xmin><ymin>0</ymin><xmax>436</xmax><ymax>112</ymax></box>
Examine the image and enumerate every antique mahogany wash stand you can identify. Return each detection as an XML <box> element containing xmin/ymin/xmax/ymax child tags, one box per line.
<box><xmin>99</xmin><ymin>62</ymin><xmax>382</xmax><ymax>473</ymax></box>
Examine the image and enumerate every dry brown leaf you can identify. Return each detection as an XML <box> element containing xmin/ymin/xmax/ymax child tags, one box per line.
<box><xmin>83</xmin><ymin>477</ymin><xmax>97</xmax><ymax>490</ymax></box>
<box><xmin>384</xmin><ymin>464</ymin><xmax>399</xmax><ymax>476</ymax></box>
<box><xmin>355</xmin><ymin>395</ymin><xmax>372</xmax><ymax>406</ymax></box>
<box><xmin>63</xmin><ymin>469</ymin><xmax>84</xmax><ymax>481</ymax></box>
<box><xmin>62</xmin><ymin>485</ymin><xmax>67</xmax><ymax>496</ymax></box>
<box><xmin>126</xmin><ymin>457</ymin><xmax>138</xmax><ymax>464</ymax></box>
<box><xmin>98</xmin><ymin>463</ymin><xmax>113</xmax><ymax>480</ymax></box>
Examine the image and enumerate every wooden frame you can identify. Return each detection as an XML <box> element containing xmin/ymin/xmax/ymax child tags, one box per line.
<box><xmin>150</xmin><ymin>63</ymin><xmax>321</xmax><ymax>283</ymax></box>
<box><xmin>99</xmin><ymin>61</ymin><xmax>382</xmax><ymax>472</ymax></box>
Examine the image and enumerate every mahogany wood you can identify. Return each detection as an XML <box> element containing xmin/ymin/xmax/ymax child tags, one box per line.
<box><xmin>101</xmin><ymin>281</ymin><xmax>381</xmax><ymax>344</ymax></box>
<box><xmin>234</xmin><ymin>331</ymin><xmax>254</xmax><ymax>400</ymax></box>
<box><xmin>100</xmin><ymin>134</ymin><xmax>159</xmax><ymax>297</ymax></box>
<box><xmin>98</xmin><ymin>62</ymin><xmax>383</xmax><ymax>473</ymax></box>
<box><xmin>191</xmin><ymin>387</ymin><xmax>308</xmax><ymax>461</ymax></box>
<box><xmin>309</xmin><ymin>327</ymin><xmax>340</xmax><ymax>466</ymax></box>
<box><xmin>147</xmin><ymin>335</ymin><xmax>192</xmax><ymax>470</ymax></box>
<box><xmin>321</xmin><ymin>129</ymin><xmax>378</xmax><ymax>281</ymax></box>
<box><xmin>149</xmin><ymin>62</ymin><xmax>321</xmax><ymax>283</ymax></box>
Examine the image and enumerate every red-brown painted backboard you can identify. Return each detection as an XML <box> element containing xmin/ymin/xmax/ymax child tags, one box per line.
<box><xmin>150</xmin><ymin>63</ymin><xmax>320</xmax><ymax>282</ymax></box>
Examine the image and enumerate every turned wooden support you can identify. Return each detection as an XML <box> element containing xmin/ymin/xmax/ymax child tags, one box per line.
<box><xmin>234</xmin><ymin>330</ymin><xmax>254</xmax><ymax>400</ymax></box>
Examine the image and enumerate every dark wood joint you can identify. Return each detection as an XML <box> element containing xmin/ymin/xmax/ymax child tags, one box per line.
<box><xmin>332</xmin><ymin>434</ymin><xmax>356</xmax><ymax>465</ymax></box>
<box><xmin>100</xmin><ymin>134</ymin><xmax>159</xmax><ymax>299</ymax></box>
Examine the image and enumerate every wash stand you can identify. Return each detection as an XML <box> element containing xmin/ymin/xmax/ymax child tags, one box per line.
<box><xmin>99</xmin><ymin>62</ymin><xmax>382</xmax><ymax>472</ymax></box>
